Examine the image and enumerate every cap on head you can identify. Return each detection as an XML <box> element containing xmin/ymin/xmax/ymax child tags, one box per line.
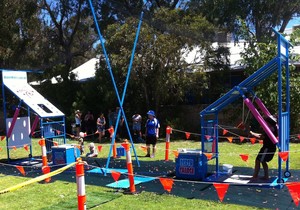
<box><xmin>75</xmin><ymin>110</ymin><xmax>81</xmax><ymax>114</ymax></box>
<box><xmin>147</xmin><ymin>110</ymin><xmax>155</xmax><ymax>117</ymax></box>
<box><xmin>89</xmin><ymin>142</ymin><xmax>95</xmax><ymax>148</ymax></box>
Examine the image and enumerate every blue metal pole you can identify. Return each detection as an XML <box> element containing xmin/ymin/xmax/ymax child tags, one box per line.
<box><xmin>277</xmin><ymin>34</ymin><xmax>283</xmax><ymax>182</ymax></box>
<box><xmin>119</xmin><ymin>10</ymin><xmax>144</xmax><ymax>167</ymax></box>
<box><xmin>87</xmin><ymin>0</ymin><xmax>142</xmax><ymax>173</ymax></box>
<box><xmin>2</xmin><ymin>75</ymin><xmax>10</xmax><ymax>160</ymax></box>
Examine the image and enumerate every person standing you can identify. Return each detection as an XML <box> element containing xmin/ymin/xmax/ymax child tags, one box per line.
<box><xmin>96</xmin><ymin>113</ymin><xmax>106</xmax><ymax>143</ymax></box>
<box><xmin>145</xmin><ymin>110</ymin><xmax>160</xmax><ymax>158</ymax></box>
<box><xmin>250</xmin><ymin>115</ymin><xmax>277</xmax><ymax>180</ymax></box>
<box><xmin>84</xmin><ymin>111</ymin><xmax>94</xmax><ymax>136</ymax></box>
<box><xmin>75</xmin><ymin>110</ymin><xmax>82</xmax><ymax>137</ymax></box>
<box><xmin>132</xmin><ymin>113</ymin><xmax>143</xmax><ymax>143</ymax></box>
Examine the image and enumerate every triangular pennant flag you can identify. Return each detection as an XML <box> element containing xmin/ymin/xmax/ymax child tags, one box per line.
<box><xmin>286</xmin><ymin>182</ymin><xmax>300</xmax><ymax>207</ymax></box>
<box><xmin>97</xmin><ymin>145</ymin><xmax>102</xmax><ymax>152</ymax></box>
<box><xmin>213</xmin><ymin>183</ymin><xmax>229</xmax><ymax>202</ymax></box>
<box><xmin>205</xmin><ymin>135</ymin><xmax>211</xmax><ymax>140</ymax></box>
<box><xmin>173</xmin><ymin>150</ymin><xmax>179</xmax><ymax>158</ymax></box>
<box><xmin>239</xmin><ymin>154</ymin><xmax>249</xmax><ymax>162</ymax></box>
<box><xmin>185</xmin><ymin>132</ymin><xmax>191</xmax><ymax>140</ymax></box>
<box><xmin>53</xmin><ymin>141</ymin><xmax>58</xmax><ymax>146</ymax></box>
<box><xmin>159</xmin><ymin>177</ymin><xmax>174</xmax><ymax>193</ymax></box>
<box><xmin>23</xmin><ymin>144</ymin><xmax>29</xmax><ymax>152</ymax></box>
<box><xmin>250</xmin><ymin>138</ymin><xmax>256</xmax><ymax>144</ymax></box>
<box><xmin>298</xmin><ymin>134</ymin><xmax>300</xmax><ymax>140</ymax></box>
<box><xmin>0</xmin><ymin>136</ymin><xmax>5</xmax><ymax>141</ymax></box>
<box><xmin>12</xmin><ymin>146</ymin><xmax>17</xmax><ymax>151</ymax></box>
<box><xmin>204</xmin><ymin>153</ymin><xmax>213</xmax><ymax>160</ymax></box>
<box><xmin>226</xmin><ymin>137</ymin><xmax>233</xmax><ymax>143</ymax></box>
<box><xmin>278</xmin><ymin>151</ymin><xmax>289</xmax><ymax>162</ymax></box>
<box><xmin>239</xmin><ymin>136</ymin><xmax>245</xmax><ymax>142</ymax></box>
<box><xmin>16</xmin><ymin>165</ymin><xmax>26</xmax><ymax>176</ymax></box>
<box><xmin>111</xmin><ymin>170</ymin><xmax>121</xmax><ymax>182</ymax></box>
<box><xmin>140</xmin><ymin>145</ymin><xmax>147</xmax><ymax>153</ymax></box>
<box><xmin>259</xmin><ymin>140</ymin><xmax>263</xmax><ymax>144</ymax></box>
<box><xmin>223</xmin><ymin>129</ymin><xmax>228</xmax><ymax>135</ymax></box>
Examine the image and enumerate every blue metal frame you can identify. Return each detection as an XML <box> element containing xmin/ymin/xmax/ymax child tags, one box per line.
<box><xmin>1</xmin><ymin>69</ymin><xmax>66</xmax><ymax>161</ymax></box>
<box><xmin>200</xmin><ymin>29</ymin><xmax>291</xmax><ymax>183</ymax></box>
<box><xmin>87</xmin><ymin>0</ymin><xmax>149</xmax><ymax>173</ymax></box>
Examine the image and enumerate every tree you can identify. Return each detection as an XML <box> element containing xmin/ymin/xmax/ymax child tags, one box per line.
<box><xmin>0</xmin><ymin>0</ymin><xmax>41</xmax><ymax>69</ymax></box>
<box><xmin>188</xmin><ymin>0</ymin><xmax>300</xmax><ymax>42</ymax></box>
<box><xmin>34</xmin><ymin>0</ymin><xmax>98</xmax><ymax>117</ymax></box>
<box><xmin>93</xmin><ymin>8</ymin><xmax>225</xmax><ymax>114</ymax></box>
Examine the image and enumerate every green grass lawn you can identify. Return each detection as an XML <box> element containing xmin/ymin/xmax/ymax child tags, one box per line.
<box><xmin>0</xmin><ymin>137</ymin><xmax>299</xmax><ymax>210</ymax></box>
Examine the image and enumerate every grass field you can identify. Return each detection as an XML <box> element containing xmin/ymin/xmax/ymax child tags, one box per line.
<box><xmin>0</xmin><ymin>137</ymin><xmax>299</xmax><ymax>210</ymax></box>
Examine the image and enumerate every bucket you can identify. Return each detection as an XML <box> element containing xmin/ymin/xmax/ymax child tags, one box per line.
<box><xmin>222</xmin><ymin>164</ymin><xmax>233</xmax><ymax>174</ymax></box>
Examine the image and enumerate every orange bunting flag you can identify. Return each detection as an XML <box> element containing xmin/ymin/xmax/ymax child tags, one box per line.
<box><xmin>140</xmin><ymin>145</ymin><xmax>147</xmax><ymax>153</ymax></box>
<box><xmin>239</xmin><ymin>154</ymin><xmax>249</xmax><ymax>162</ymax></box>
<box><xmin>0</xmin><ymin>136</ymin><xmax>5</xmax><ymax>141</ymax></box>
<box><xmin>205</xmin><ymin>135</ymin><xmax>211</xmax><ymax>140</ymax></box>
<box><xmin>12</xmin><ymin>146</ymin><xmax>17</xmax><ymax>151</ymax></box>
<box><xmin>53</xmin><ymin>141</ymin><xmax>59</xmax><ymax>146</ymax></box>
<box><xmin>278</xmin><ymin>151</ymin><xmax>289</xmax><ymax>162</ymax></box>
<box><xmin>226</xmin><ymin>137</ymin><xmax>233</xmax><ymax>143</ymax></box>
<box><xmin>204</xmin><ymin>153</ymin><xmax>213</xmax><ymax>160</ymax></box>
<box><xmin>286</xmin><ymin>182</ymin><xmax>300</xmax><ymax>207</ymax></box>
<box><xmin>239</xmin><ymin>136</ymin><xmax>245</xmax><ymax>142</ymax></box>
<box><xmin>250</xmin><ymin>138</ymin><xmax>256</xmax><ymax>144</ymax></box>
<box><xmin>16</xmin><ymin>165</ymin><xmax>26</xmax><ymax>176</ymax></box>
<box><xmin>223</xmin><ymin>129</ymin><xmax>228</xmax><ymax>135</ymax></box>
<box><xmin>23</xmin><ymin>144</ymin><xmax>29</xmax><ymax>152</ymax></box>
<box><xmin>111</xmin><ymin>170</ymin><xmax>121</xmax><ymax>182</ymax></box>
<box><xmin>259</xmin><ymin>140</ymin><xmax>263</xmax><ymax>144</ymax></box>
<box><xmin>0</xmin><ymin>147</ymin><xmax>2</xmax><ymax>152</ymax></box>
<box><xmin>213</xmin><ymin>183</ymin><xmax>229</xmax><ymax>202</ymax></box>
<box><xmin>185</xmin><ymin>132</ymin><xmax>191</xmax><ymax>140</ymax></box>
<box><xmin>97</xmin><ymin>145</ymin><xmax>102</xmax><ymax>152</ymax></box>
<box><xmin>173</xmin><ymin>150</ymin><xmax>179</xmax><ymax>158</ymax></box>
<box><xmin>159</xmin><ymin>177</ymin><xmax>174</xmax><ymax>193</ymax></box>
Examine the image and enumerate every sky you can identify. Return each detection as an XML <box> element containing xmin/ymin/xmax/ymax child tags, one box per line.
<box><xmin>287</xmin><ymin>17</ymin><xmax>300</xmax><ymax>28</ymax></box>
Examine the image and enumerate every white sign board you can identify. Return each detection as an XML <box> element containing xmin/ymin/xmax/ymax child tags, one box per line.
<box><xmin>6</xmin><ymin>117</ymin><xmax>31</xmax><ymax>148</ymax></box>
<box><xmin>2</xmin><ymin>70</ymin><xmax>64</xmax><ymax>117</ymax></box>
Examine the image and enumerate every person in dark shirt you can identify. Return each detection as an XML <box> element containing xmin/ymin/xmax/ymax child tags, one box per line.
<box><xmin>249</xmin><ymin>115</ymin><xmax>277</xmax><ymax>180</ymax></box>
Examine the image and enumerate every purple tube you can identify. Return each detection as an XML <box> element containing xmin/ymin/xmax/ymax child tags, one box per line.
<box><xmin>30</xmin><ymin>115</ymin><xmax>39</xmax><ymax>136</ymax></box>
<box><xmin>7</xmin><ymin>108</ymin><xmax>20</xmax><ymax>138</ymax></box>
<box><xmin>255</xmin><ymin>98</ymin><xmax>271</xmax><ymax>118</ymax></box>
<box><xmin>244</xmin><ymin>98</ymin><xmax>278</xmax><ymax>144</ymax></box>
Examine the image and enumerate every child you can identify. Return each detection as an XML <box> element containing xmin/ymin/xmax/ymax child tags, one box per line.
<box><xmin>96</xmin><ymin>113</ymin><xmax>106</xmax><ymax>143</ymax></box>
<box><xmin>250</xmin><ymin>115</ymin><xmax>277</xmax><ymax>180</ymax></box>
<box><xmin>78</xmin><ymin>137</ymin><xmax>84</xmax><ymax>155</ymax></box>
<box><xmin>145</xmin><ymin>110</ymin><xmax>160</xmax><ymax>158</ymax></box>
<box><xmin>86</xmin><ymin>142</ymin><xmax>98</xmax><ymax>158</ymax></box>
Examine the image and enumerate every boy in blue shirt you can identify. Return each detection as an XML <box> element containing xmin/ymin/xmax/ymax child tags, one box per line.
<box><xmin>145</xmin><ymin>110</ymin><xmax>160</xmax><ymax>158</ymax></box>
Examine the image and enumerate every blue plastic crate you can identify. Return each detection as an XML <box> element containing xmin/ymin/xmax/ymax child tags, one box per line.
<box><xmin>52</xmin><ymin>145</ymin><xmax>80</xmax><ymax>165</ymax></box>
<box><xmin>175</xmin><ymin>150</ymin><xmax>208</xmax><ymax>180</ymax></box>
